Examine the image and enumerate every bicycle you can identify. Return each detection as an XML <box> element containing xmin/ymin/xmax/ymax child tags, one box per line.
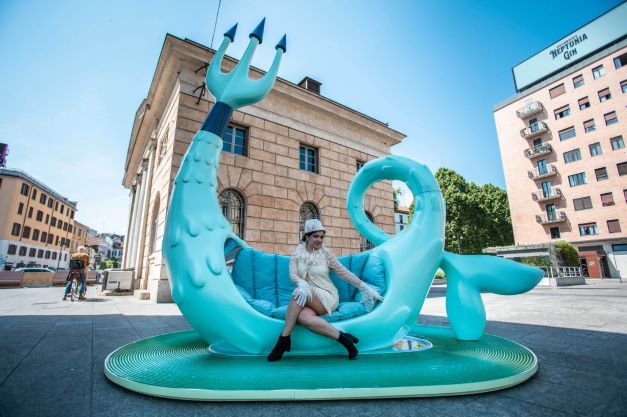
<box><xmin>69</xmin><ymin>271</ymin><xmax>81</xmax><ymax>301</ymax></box>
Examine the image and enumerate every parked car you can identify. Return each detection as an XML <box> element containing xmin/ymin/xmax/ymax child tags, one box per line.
<box><xmin>13</xmin><ymin>267</ymin><xmax>55</xmax><ymax>273</ymax></box>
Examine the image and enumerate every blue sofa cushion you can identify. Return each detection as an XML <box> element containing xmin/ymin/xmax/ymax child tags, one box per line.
<box><xmin>231</xmin><ymin>247</ymin><xmax>385</xmax><ymax>321</ymax></box>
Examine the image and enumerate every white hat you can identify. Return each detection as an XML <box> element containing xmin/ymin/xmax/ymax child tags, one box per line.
<box><xmin>303</xmin><ymin>219</ymin><xmax>325</xmax><ymax>237</ymax></box>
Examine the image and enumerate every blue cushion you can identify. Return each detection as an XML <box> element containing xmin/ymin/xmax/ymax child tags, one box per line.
<box><xmin>231</xmin><ymin>249</ymin><xmax>254</xmax><ymax>296</ymax></box>
<box><xmin>358</xmin><ymin>255</ymin><xmax>386</xmax><ymax>302</ymax></box>
<box><xmin>230</xmin><ymin>248</ymin><xmax>386</xmax><ymax>319</ymax></box>
<box><xmin>275</xmin><ymin>255</ymin><xmax>293</xmax><ymax>306</ymax></box>
<box><xmin>253</xmin><ymin>251</ymin><xmax>277</xmax><ymax>306</ymax></box>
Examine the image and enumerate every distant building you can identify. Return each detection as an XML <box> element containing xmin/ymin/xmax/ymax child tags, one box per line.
<box><xmin>121</xmin><ymin>34</ymin><xmax>405</xmax><ymax>302</ymax></box>
<box><xmin>394</xmin><ymin>207</ymin><xmax>410</xmax><ymax>233</ymax></box>
<box><xmin>493</xmin><ymin>3</ymin><xmax>627</xmax><ymax>278</ymax></box>
<box><xmin>0</xmin><ymin>168</ymin><xmax>76</xmax><ymax>270</ymax></box>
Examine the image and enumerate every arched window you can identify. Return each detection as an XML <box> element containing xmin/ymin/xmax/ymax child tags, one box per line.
<box><xmin>149</xmin><ymin>196</ymin><xmax>160</xmax><ymax>254</ymax></box>
<box><xmin>220</xmin><ymin>189</ymin><xmax>245</xmax><ymax>239</ymax></box>
<box><xmin>360</xmin><ymin>211</ymin><xmax>375</xmax><ymax>252</ymax></box>
<box><xmin>299</xmin><ymin>202</ymin><xmax>320</xmax><ymax>233</ymax></box>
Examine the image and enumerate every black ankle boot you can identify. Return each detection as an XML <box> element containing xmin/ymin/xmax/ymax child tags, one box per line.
<box><xmin>267</xmin><ymin>335</ymin><xmax>291</xmax><ymax>362</ymax></box>
<box><xmin>337</xmin><ymin>331</ymin><xmax>359</xmax><ymax>359</ymax></box>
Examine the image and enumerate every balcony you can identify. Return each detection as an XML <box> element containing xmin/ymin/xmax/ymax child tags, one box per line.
<box><xmin>536</xmin><ymin>211</ymin><xmax>567</xmax><ymax>224</ymax></box>
<box><xmin>516</xmin><ymin>101</ymin><xmax>544</xmax><ymax>119</ymax></box>
<box><xmin>528</xmin><ymin>164</ymin><xmax>557</xmax><ymax>180</ymax></box>
<box><xmin>524</xmin><ymin>143</ymin><xmax>553</xmax><ymax>159</ymax></box>
<box><xmin>520</xmin><ymin>122</ymin><xmax>549</xmax><ymax>140</ymax></box>
<box><xmin>532</xmin><ymin>188</ymin><xmax>562</xmax><ymax>202</ymax></box>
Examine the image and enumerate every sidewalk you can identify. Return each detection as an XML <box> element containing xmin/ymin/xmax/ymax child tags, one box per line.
<box><xmin>0</xmin><ymin>281</ymin><xmax>626</xmax><ymax>417</ymax></box>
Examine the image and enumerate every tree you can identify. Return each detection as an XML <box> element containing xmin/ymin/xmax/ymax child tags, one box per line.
<box><xmin>406</xmin><ymin>167</ymin><xmax>514</xmax><ymax>254</ymax></box>
<box><xmin>392</xmin><ymin>187</ymin><xmax>403</xmax><ymax>211</ymax></box>
<box><xmin>553</xmin><ymin>241</ymin><xmax>579</xmax><ymax>266</ymax></box>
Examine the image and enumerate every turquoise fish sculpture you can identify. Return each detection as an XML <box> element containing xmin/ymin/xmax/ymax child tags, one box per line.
<box><xmin>163</xmin><ymin>20</ymin><xmax>543</xmax><ymax>355</ymax></box>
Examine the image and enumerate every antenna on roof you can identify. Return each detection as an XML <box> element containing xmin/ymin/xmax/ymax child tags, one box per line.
<box><xmin>210</xmin><ymin>0</ymin><xmax>222</xmax><ymax>50</ymax></box>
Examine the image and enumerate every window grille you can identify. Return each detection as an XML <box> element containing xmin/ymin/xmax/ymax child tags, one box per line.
<box><xmin>220</xmin><ymin>189</ymin><xmax>246</xmax><ymax>239</ymax></box>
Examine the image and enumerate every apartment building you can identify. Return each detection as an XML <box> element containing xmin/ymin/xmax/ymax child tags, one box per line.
<box><xmin>493</xmin><ymin>3</ymin><xmax>627</xmax><ymax>278</ymax></box>
<box><xmin>0</xmin><ymin>168</ymin><xmax>77</xmax><ymax>270</ymax></box>
<box><xmin>122</xmin><ymin>34</ymin><xmax>405</xmax><ymax>302</ymax></box>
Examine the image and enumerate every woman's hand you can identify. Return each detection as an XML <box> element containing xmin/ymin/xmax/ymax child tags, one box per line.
<box><xmin>293</xmin><ymin>280</ymin><xmax>312</xmax><ymax>307</ymax></box>
<box><xmin>358</xmin><ymin>282</ymin><xmax>384</xmax><ymax>312</ymax></box>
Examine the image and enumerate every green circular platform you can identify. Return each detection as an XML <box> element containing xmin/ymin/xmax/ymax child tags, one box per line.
<box><xmin>104</xmin><ymin>325</ymin><xmax>537</xmax><ymax>400</ymax></box>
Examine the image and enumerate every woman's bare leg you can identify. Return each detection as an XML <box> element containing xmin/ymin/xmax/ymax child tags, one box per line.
<box><xmin>281</xmin><ymin>299</ymin><xmax>304</xmax><ymax>336</ymax></box>
<box><xmin>297</xmin><ymin>295</ymin><xmax>340</xmax><ymax>339</ymax></box>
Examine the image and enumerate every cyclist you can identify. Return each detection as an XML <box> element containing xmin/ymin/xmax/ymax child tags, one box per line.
<box><xmin>62</xmin><ymin>246</ymin><xmax>90</xmax><ymax>300</ymax></box>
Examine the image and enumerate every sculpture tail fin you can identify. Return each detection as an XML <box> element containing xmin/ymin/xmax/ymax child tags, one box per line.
<box><xmin>440</xmin><ymin>251</ymin><xmax>543</xmax><ymax>340</ymax></box>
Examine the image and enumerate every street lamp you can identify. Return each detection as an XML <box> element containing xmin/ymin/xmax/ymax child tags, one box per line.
<box><xmin>57</xmin><ymin>243</ymin><xmax>68</xmax><ymax>270</ymax></box>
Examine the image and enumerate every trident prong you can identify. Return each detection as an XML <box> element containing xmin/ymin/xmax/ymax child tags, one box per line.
<box><xmin>205</xmin><ymin>18</ymin><xmax>286</xmax><ymax>110</ymax></box>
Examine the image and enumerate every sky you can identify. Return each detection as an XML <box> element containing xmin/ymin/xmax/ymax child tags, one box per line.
<box><xmin>0</xmin><ymin>0</ymin><xmax>622</xmax><ymax>234</ymax></box>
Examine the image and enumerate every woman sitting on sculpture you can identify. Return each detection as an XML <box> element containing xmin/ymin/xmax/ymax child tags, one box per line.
<box><xmin>267</xmin><ymin>219</ymin><xmax>384</xmax><ymax>361</ymax></box>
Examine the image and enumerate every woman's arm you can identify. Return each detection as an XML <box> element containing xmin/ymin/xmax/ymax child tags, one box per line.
<box><xmin>324</xmin><ymin>250</ymin><xmax>362</xmax><ymax>287</ymax></box>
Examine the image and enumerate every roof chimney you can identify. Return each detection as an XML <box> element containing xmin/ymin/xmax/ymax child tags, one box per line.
<box><xmin>298</xmin><ymin>77</ymin><xmax>321</xmax><ymax>95</ymax></box>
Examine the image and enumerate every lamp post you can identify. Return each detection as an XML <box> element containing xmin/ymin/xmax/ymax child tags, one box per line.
<box><xmin>56</xmin><ymin>243</ymin><xmax>68</xmax><ymax>270</ymax></box>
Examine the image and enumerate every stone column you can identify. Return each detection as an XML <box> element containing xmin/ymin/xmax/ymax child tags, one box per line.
<box><xmin>121</xmin><ymin>185</ymin><xmax>137</xmax><ymax>268</ymax></box>
<box><xmin>128</xmin><ymin>172</ymin><xmax>145</xmax><ymax>267</ymax></box>
<box><xmin>135</xmin><ymin>141</ymin><xmax>156</xmax><ymax>290</ymax></box>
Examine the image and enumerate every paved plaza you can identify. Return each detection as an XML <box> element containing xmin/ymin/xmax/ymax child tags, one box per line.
<box><xmin>0</xmin><ymin>280</ymin><xmax>625</xmax><ymax>417</ymax></box>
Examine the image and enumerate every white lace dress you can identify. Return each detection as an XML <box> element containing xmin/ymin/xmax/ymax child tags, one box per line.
<box><xmin>289</xmin><ymin>244</ymin><xmax>364</xmax><ymax>315</ymax></box>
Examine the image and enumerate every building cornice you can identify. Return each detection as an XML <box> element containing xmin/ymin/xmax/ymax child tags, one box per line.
<box><xmin>0</xmin><ymin>168</ymin><xmax>77</xmax><ymax>208</ymax></box>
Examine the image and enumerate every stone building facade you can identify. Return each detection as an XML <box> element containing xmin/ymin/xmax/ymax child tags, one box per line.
<box><xmin>122</xmin><ymin>35</ymin><xmax>405</xmax><ymax>302</ymax></box>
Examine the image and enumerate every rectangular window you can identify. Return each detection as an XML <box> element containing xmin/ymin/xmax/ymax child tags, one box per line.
<box><xmin>28</xmin><ymin>207</ymin><xmax>33</xmax><ymax>218</ymax></box>
<box><xmin>47</xmin><ymin>234</ymin><xmax>53</xmax><ymax>244</ymax></box>
<box><xmin>601</xmin><ymin>192</ymin><xmax>615</xmax><ymax>207</ymax></box>
<box><xmin>222</xmin><ymin>125</ymin><xmax>248</xmax><ymax>156</ymax></box>
<box><xmin>614</xmin><ymin>52</ymin><xmax>627</xmax><ymax>69</ymax></box>
<box><xmin>51</xmin><ymin>217</ymin><xmax>56</xmax><ymax>227</ymax></box>
<box><xmin>578</xmin><ymin>223</ymin><xmax>599</xmax><ymax>236</ymax></box>
<box><xmin>54</xmin><ymin>201</ymin><xmax>58</xmax><ymax>211</ymax></box>
<box><xmin>356</xmin><ymin>161</ymin><xmax>365</xmax><ymax>172</ymax></box>
<box><xmin>578</xmin><ymin>97</ymin><xmax>590</xmax><ymax>110</ymax></box>
<box><xmin>592</xmin><ymin>65</ymin><xmax>605</xmax><ymax>79</ymax></box>
<box><xmin>40</xmin><ymin>194</ymin><xmax>46</xmax><ymax>204</ymax></box>
<box><xmin>554</xmin><ymin>105</ymin><xmax>570</xmax><ymax>119</ymax></box>
<box><xmin>70</xmin><ymin>210</ymin><xmax>74</xmax><ymax>219</ymax></box>
<box><xmin>31</xmin><ymin>189</ymin><xmax>37</xmax><ymax>200</ymax></box>
<box><xmin>45</xmin><ymin>214</ymin><xmax>49</xmax><ymax>224</ymax></box>
<box><xmin>583</xmin><ymin>119</ymin><xmax>596</xmax><ymax>133</ymax></box>
<box><xmin>52</xmin><ymin>252</ymin><xmax>57</xmax><ymax>260</ymax></box>
<box><xmin>11</xmin><ymin>223</ymin><xmax>21</xmax><ymax>236</ymax></box>
<box><xmin>563</xmin><ymin>149</ymin><xmax>581</xmax><ymax>164</ymax></box>
<box><xmin>37</xmin><ymin>249</ymin><xmax>43</xmax><ymax>259</ymax></box>
<box><xmin>549</xmin><ymin>83</ymin><xmax>566</xmax><ymax>98</ymax></box>
<box><xmin>622</xmin><ymin>80</ymin><xmax>627</xmax><ymax>94</ymax></box>
<box><xmin>20</xmin><ymin>183</ymin><xmax>29</xmax><ymax>196</ymax></box>
<box><xmin>610</xmin><ymin>136</ymin><xmax>625</xmax><ymax>150</ymax></box>
<box><xmin>28</xmin><ymin>248</ymin><xmax>36</xmax><ymax>257</ymax></box>
<box><xmin>607</xmin><ymin>220</ymin><xmax>621</xmax><ymax>234</ymax></box>
<box><xmin>22</xmin><ymin>226</ymin><xmax>31</xmax><ymax>239</ymax></box>
<box><xmin>618</xmin><ymin>162</ymin><xmax>627</xmax><ymax>176</ymax></box>
<box><xmin>36</xmin><ymin>210</ymin><xmax>43</xmax><ymax>221</ymax></box>
<box><xmin>299</xmin><ymin>145</ymin><xmax>318</xmax><ymax>173</ymax></box>
<box><xmin>598</xmin><ymin>88</ymin><xmax>611</xmax><ymax>102</ymax></box>
<box><xmin>604</xmin><ymin>111</ymin><xmax>618</xmax><ymax>126</ymax></box>
<box><xmin>60</xmin><ymin>205</ymin><xmax>64</xmax><ymax>214</ymax></box>
<box><xmin>595</xmin><ymin>167</ymin><xmax>608</xmax><ymax>181</ymax></box>
<box><xmin>32</xmin><ymin>229</ymin><xmax>39</xmax><ymax>241</ymax></box>
<box><xmin>44</xmin><ymin>251</ymin><xmax>51</xmax><ymax>259</ymax></box>
<box><xmin>18</xmin><ymin>202</ymin><xmax>24</xmax><ymax>215</ymax></box>
<box><xmin>568</xmin><ymin>172</ymin><xmax>587</xmax><ymax>187</ymax></box>
<box><xmin>573</xmin><ymin>196</ymin><xmax>593</xmax><ymax>211</ymax></box>
<box><xmin>55</xmin><ymin>236</ymin><xmax>59</xmax><ymax>245</ymax></box>
<box><xmin>47</xmin><ymin>199</ymin><xmax>53</xmax><ymax>208</ymax></box>
<box><xmin>572</xmin><ymin>74</ymin><xmax>584</xmax><ymax>88</ymax></box>
<box><xmin>7</xmin><ymin>244</ymin><xmax>17</xmax><ymax>255</ymax></box>
<box><xmin>41</xmin><ymin>232</ymin><xmax>47</xmax><ymax>243</ymax></box>
<box><xmin>558</xmin><ymin>127</ymin><xmax>576</xmax><ymax>141</ymax></box>
<box><xmin>589</xmin><ymin>142</ymin><xmax>602</xmax><ymax>157</ymax></box>
<box><xmin>19</xmin><ymin>246</ymin><xmax>27</xmax><ymax>256</ymax></box>
<box><xmin>550</xmin><ymin>227</ymin><xmax>561</xmax><ymax>239</ymax></box>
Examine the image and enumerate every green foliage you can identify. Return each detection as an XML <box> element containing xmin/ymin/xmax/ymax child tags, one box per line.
<box><xmin>99</xmin><ymin>258</ymin><xmax>120</xmax><ymax>270</ymax></box>
<box><xmin>520</xmin><ymin>256</ymin><xmax>553</xmax><ymax>268</ymax></box>
<box><xmin>434</xmin><ymin>268</ymin><xmax>446</xmax><ymax>280</ymax></box>
<box><xmin>393</xmin><ymin>187</ymin><xmax>403</xmax><ymax>211</ymax></box>
<box><xmin>553</xmin><ymin>240</ymin><xmax>579</xmax><ymax>267</ymax></box>
<box><xmin>433</xmin><ymin>168</ymin><xmax>514</xmax><ymax>254</ymax></box>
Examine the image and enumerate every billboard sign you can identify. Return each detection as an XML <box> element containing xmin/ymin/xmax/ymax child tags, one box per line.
<box><xmin>512</xmin><ymin>2</ymin><xmax>627</xmax><ymax>91</ymax></box>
